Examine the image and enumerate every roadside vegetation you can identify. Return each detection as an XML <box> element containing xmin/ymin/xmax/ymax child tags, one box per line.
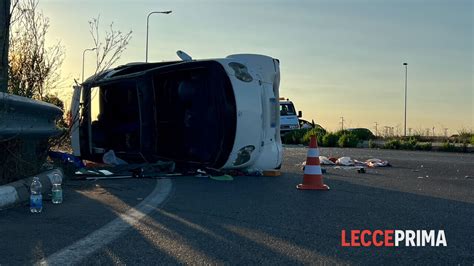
<box><xmin>1</xmin><ymin>0</ymin><xmax>131</xmax><ymax>185</ymax></box>
<box><xmin>282</xmin><ymin>127</ymin><xmax>374</xmax><ymax>148</ymax></box>
<box><xmin>282</xmin><ymin>127</ymin><xmax>473</xmax><ymax>153</ymax></box>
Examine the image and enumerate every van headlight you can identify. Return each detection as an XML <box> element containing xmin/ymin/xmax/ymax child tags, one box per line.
<box><xmin>233</xmin><ymin>145</ymin><xmax>255</xmax><ymax>166</ymax></box>
<box><xmin>229</xmin><ymin>62</ymin><xmax>253</xmax><ymax>82</ymax></box>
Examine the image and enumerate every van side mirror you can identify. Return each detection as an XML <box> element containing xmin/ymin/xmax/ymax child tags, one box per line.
<box><xmin>298</xmin><ymin>111</ymin><xmax>302</xmax><ymax>118</ymax></box>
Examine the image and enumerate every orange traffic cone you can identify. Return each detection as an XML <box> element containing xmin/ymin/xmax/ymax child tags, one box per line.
<box><xmin>297</xmin><ymin>135</ymin><xmax>330</xmax><ymax>190</ymax></box>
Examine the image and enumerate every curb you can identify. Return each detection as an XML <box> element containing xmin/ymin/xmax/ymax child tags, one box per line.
<box><xmin>0</xmin><ymin>168</ymin><xmax>63</xmax><ymax>210</ymax></box>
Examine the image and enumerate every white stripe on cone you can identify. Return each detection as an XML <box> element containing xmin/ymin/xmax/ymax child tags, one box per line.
<box><xmin>304</xmin><ymin>165</ymin><xmax>322</xmax><ymax>175</ymax></box>
<box><xmin>307</xmin><ymin>148</ymin><xmax>320</xmax><ymax>158</ymax></box>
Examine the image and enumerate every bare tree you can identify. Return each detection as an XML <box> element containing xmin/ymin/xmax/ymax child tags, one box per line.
<box><xmin>88</xmin><ymin>16</ymin><xmax>132</xmax><ymax>79</ymax></box>
<box><xmin>8</xmin><ymin>0</ymin><xmax>64</xmax><ymax>100</ymax></box>
<box><xmin>56</xmin><ymin>16</ymin><xmax>132</xmax><ymax>149</ymax></box>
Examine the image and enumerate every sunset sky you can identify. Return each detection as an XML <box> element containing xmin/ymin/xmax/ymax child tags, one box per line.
<box><xmin>40</xmin><ymin>0</ymin><xmax>472</xmax><ymax>134</ymax></box>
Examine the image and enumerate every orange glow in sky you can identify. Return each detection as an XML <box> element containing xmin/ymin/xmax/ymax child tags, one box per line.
<box><xmin>40</xmin><ymin>0</ymin><xmax>472</xmax><ymax>134</ymax></box>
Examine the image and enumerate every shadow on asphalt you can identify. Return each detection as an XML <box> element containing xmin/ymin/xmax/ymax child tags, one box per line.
<box><xmin>88</xmin><ymin>175</ymin><xmax>473</xmax><ymax>264</ymax></box>
<box><xmin>1</xmin><ymin>160</ymin><xmax>471</xmax><ymax>264</ymax></box>
<box><xmin>0</xmin><ymin>178</ymin><xmax>156</xmax><ymax>264</ymax></box>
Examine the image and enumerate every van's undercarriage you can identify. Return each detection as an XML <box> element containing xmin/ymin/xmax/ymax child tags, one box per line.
<box><xmin>79</xmin><ymin>61</ymin><xmax>237</xmax><ymax>168</ymax></box>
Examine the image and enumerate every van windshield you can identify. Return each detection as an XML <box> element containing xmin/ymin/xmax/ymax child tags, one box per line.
<box><xmin>280</xmin><ymin>103</ymin><xmax>296</xmax><ymax>116</ymax></box>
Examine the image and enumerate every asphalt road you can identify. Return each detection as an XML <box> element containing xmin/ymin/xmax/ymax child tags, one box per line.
<box><xmin>0</xmin><ymin>147</ymin><xmax>473</xmax><ymax>265</ymax></box>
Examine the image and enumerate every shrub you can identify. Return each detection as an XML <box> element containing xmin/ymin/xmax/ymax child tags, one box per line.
<box><xmin>441</xmin><ymin>141</ymin><xmax>455</xmax><ymax>151</ymax></box>
<box><xmin>348</xmin><ymin>128</ymin><xmax>375</xmax><ymax>140</ymax></box>
<box><xmin>383</xmin><ymin>139</ymin><xmax>401</xmax><ymax>149</ymax></box>
<box><xmin>322</xmin><ymin>133</ymin><xmax>339</xmax><ymax>147</ymax></box>
<box><xmin>368</xmin><ymin>139</ymin><xmax>378</xmax><ymax>148</ymax></box>
<box><xmin>338</xmin><ymin>133</ymin><xmax>359</xmax><ymax>148</ymax></box>
<box><xmin>415</xmin><ymin>142</ymin><xmax>432</xmax><ymax>151</ymax></box>
<box><xmin>281</xmin><ymin>128</ymin><xmax>311</xmax><ymax>144</ymax></box>
<box><xmin>334</xmin><ymin>130</ymin><xmax>349</xmax><ymax>138</ymax></box>
<box><xmin>400</xmin><ymin>137</ymin><xmax>418</xmax><ymax>150</ymax></box>
<box><xmin>302</xmin><ymin>127</ymin><xmax>326</xmax><ymax>145</ymax></box>
<box><xmin>281</xmin><ymin>125</ymin><xmax>327</xmax><ymax>145</ymax></box>
<box><xmin>471</xmin><ymin>135</ymin><xmax>474</xmax><ymax>145</ymax></box>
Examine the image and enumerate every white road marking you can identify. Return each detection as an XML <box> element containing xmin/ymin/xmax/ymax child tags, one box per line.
<box><xmin>38</xmin><ymin>179</ymin><xmax>172</xmax><ymax>266</ymax></box>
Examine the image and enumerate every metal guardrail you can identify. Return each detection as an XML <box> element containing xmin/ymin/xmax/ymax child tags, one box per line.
<box><xmin>0</xmin><ymin>92</ymin><xmax>63</xmax><ymax>139</ymax></box>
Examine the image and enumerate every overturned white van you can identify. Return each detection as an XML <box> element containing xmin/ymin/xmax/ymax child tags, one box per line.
<box><xmin>70</xmin><ymin>53</ymin><xmax>282</xmax><ymax>170</ymax></box>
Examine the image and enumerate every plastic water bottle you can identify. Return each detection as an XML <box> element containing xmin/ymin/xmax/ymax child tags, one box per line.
<box><xmin>30</xmin><ymin>176</ymin><xmax>43</xmax><ymax>213</ymax></box>
<box><xmin>51</xmin><ymin>173</ymin><xmax>63</xmax><ymax>204</ymax></box>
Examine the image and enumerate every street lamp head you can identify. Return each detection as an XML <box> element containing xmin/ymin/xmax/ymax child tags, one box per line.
<box><xmin>150</xmin><ymin>10</ymin><xmax>172</xmax><ymax>15</ymax></box>
<box><xmin>403</xmin><ymin>63</ymin><xmax>408</xmax><ymax>65</ymax></box>
<box><xmin>83</xmin><ymin>47</ymin><xmax>97</xmax><ymax>54</ymax></box>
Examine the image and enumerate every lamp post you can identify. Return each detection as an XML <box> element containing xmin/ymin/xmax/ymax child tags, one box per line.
<box><xmin>403</xmin><ymin>62</ymin><xmax>408</xmax><ymax>137</ymax></box>
<box><xmin>146</xmin><ymin>10</ymin><xmax>172</xmax><ymax>62</ymax></box>
<box><xmin>82</xmin><ymin>48</ymin><xmax>96</xmax><ymax>83</ymax></box>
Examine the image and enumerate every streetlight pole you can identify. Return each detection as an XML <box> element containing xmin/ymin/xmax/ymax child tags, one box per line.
<box><xmin>82</xmin><ymin>48</ymin><xmax>96</xmax><ymax>83</ymax></box>
<box><xmin>146</xmin><ymin>10</ymin><xmax>172</xmax><ymax>63</ymax></box>
<box><xmin>403</xmin><ymin>62</ymin><xmax>408</xmax><ymax>137</ymax></box>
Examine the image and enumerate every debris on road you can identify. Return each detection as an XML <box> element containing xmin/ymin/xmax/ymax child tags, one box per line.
<box><xmin>299</xmin><ymin>155</ymin><xmax>391</xmax><ymax>174</ymax></box>
<box><xmin>102</xmin><ymin>150</ymin><xmax>128</xmax><ymax>165</ymax></box>
<box><xmin>210</xmin><ymin>175</ymin><xmax>234</xmax><ymax>181</ymax></box>
<box><xmin>48</xmin><ymin>151</ymin><xmax>84</xmax><ymax>168</ymax></box>
<box><xmin>319</xmin><ymin>156</ymin><xmax>335</xmax><ymax>165</ymax></box>
<box><xmin>85</xmin><ymin>175</ymin><xmax>132</xmax><ymax>180</ymax></box>
<box><xmin>334</xmin><ymin>166</ymin><xmax>364</xmax><ymax>171</ymax></box>
<box><xmin>263</xmin><ymin>170</ymin><xmax>281</xmax><ymax>176</ymax></box>
<box><xmin>336</xmin><ymin>157</ymin><xmax>354</xmax><ymax>166</ymax></box>
<box><xmin>365</xmin><ymin>158</ymin><xmax>390</xmax><ymax>168</ymax></box>
<box><xmin>68</xmin><ymin>158</ymin><xmax>176</xmax><ymax>181</ymax></box>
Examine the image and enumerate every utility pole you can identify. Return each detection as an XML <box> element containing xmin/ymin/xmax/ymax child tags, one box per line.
<box><xmin>340</xmin><ymin>116</ymin><xmax>345</xmax><ymax>131</ymax></box>
<box><xmin>374</xmin><ymin>122</ymin><xmax>378</xmax><ymax>137</ymax></box>
<box><xmin>403</xmin><ymin>62</ymin><xmax>408</xmax><ymax>137</ymax></box>
<box><xmin>384</xmin><ymin>126</ymin><xmax>390</xmax><ymax>137</ymax></box>
<box><xmin>432</xmin><ymin>126</ymin><xmax>435</xmax><ymax>137</ymax></box>
<box><xmin>444</xmin><ymin>128</ymin><xmax>448</xmax><ymax>138</ymax></box>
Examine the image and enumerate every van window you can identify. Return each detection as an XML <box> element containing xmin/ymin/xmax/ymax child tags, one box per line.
<box><xmin>151</xmin><ymin>64</ymin><xmax>236</xmax><ymax>166</ymax></box>
<box><xmin>280</xmin><ymin>103</ymin><xmax>296</xmax><ymax>116</ymax></box>
<box><xmin>91</xmin><ymin>81</ymin><xmax>141</xmax><ymax>152</ymax></box>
